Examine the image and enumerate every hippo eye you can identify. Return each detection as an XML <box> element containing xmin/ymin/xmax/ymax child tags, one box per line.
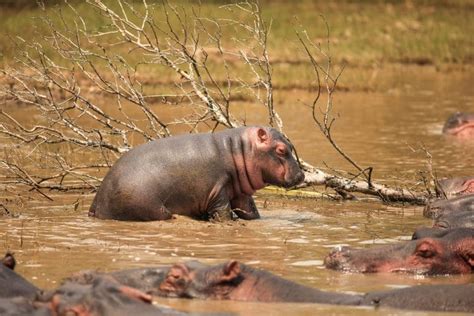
<box><xmin>418</xmin><ymin>249</ymin><xmax>435</xmax><ymax>258</ymax></box>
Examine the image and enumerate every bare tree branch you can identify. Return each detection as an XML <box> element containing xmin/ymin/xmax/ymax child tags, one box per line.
<box><xmin>0</xmin><ymin>0</ymin><xmax>431</xmax><ymax>204</ymax></box>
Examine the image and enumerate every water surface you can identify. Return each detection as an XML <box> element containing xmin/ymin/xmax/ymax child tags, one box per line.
<box><xmin>1</xmin><ymin>65</ymin><xmax>473</xmax><ymax>315</ymax></box>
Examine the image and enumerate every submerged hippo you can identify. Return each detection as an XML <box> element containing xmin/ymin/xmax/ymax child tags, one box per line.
<box><xmin>434</xmin><ymin>210</ymin><xmax>474</xmax><ymax>229</ymax></box>
<box><xmin>324</xmin><ymin>228</ymin><xmax>474</xmax><ymax>274</ymax></box>
<box><xmin>363</xmin><ymin>284</ymin><xmax>474</xmax><ymax>313</ymax></box>
<box><xmin>36</xmin><ymin>277</ymin><xmax>190</xmax><ymax>316</ymax></box>
<box><xmin>0</xmin><ymin>297</ymin><xmax>51</xmax><ymax>316</ymax></box>
<box><xmin>442</xmin><ymin>112</ymin><xmax>474</xmax><ymax>137</ymax></box>
<box><xmin>423</xmin><ymin>194</ymin><xmax>474</xmax><ymax>220</ymax></box>
<box><xmin>89</xmin><ymin>127</ymin><xmax>304</xmax><ymax>221</ymax></box>
<box><xmin>436</xmin><ymin>176</ymin><xmax>474</xmax><ymax>199</ymax></box>
<box><xmin>158</xmin><ymin>260</ymin><xmax>362</xmax><ymax>305</ymax></box>
<box><xmin>65</xmin><ymin>264</ymin><xmax>181</xmax><ymax>296</ymax></box>
<box><xmin>157</xmin><ymin>260</ymin><xmax>474</xmax><ymax>312</ymax></box>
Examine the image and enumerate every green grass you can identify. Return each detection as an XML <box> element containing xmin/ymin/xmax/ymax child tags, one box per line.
<box><xmin>0</xmin><ymin>0</ymin><xmax>472</xmax><ymax>83</ymax></box>
<box><xmin>2</xmin><ymin>1</ymin><xmax>473</xmax><ymax>64</ymax></box>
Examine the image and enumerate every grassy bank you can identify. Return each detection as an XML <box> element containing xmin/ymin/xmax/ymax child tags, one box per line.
<box><xmin>1</xmin><ymin>0</ymin><xmax>472</xmax><ymax>66</ymax></box>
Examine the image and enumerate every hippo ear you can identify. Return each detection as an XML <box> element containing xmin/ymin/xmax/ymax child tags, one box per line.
<box><xmin>256</xmin><ymin>128</ymin><xmax>270</xmax><ymax>144</ymax></box>
<box><xmin>159</xmin><ymin>264</ymin><xmax>190</xmax><ymax>295</ymax></box>
<box><xmin>462</xmin><ymin>179</ymin><xmax>474</xmax><ymax>194</ymax></box>
<box><xmin>221</xmin><ymin>260</ymin><xmax>241</xmax><ymax>282</ymax></box>
<box><xmin>2</xmin><ymin>252</ymin><xmax>16</xmax><ymax>270</ymax></box>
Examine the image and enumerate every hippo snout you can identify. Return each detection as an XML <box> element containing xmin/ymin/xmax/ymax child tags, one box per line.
<box><xmin>295</xmin><ymin>170</ymin><xmax>305</xmax><ymax>184</ymax></box>
<box><xmin>285</xmin><ymin>170</ymin><xmax>305</xmax><ymax>188</ymax></box>
<box><xmin>324</xmin><ymin>246</ymin><xmax>352</xmax><ymax>270</ymax></box>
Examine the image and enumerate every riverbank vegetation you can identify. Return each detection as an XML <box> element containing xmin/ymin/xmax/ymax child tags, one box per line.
<box><xmin>1</xmin><ymin>0</ymin><xmax>472</xmax><ymax>67</ymax></box>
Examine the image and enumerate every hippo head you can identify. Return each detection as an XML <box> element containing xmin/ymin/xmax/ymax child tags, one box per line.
<box><xmin>324</xmin><ymin>229</ymin><xmax>474</xmax><ymax>275</ymax></box>
<box><xmin>251</xmin><ymin>127</ymin><xmax>305</xmax><ymax>189</ymax></box>
<box><xmin>436</xmin><ymin>177</ymin><xmax>474</xmax><ymax>199</ymax></box>
<box><xmin>442</xmin><ymin>112</ymin><xmax>474</xmax><ymax>137</ymax></box>
<box><xmin>159</xmin><ymin>260</ymin><xmax>242</xmax><ymax>300</ymax></box>
<box><xmin>423</xmin><ymin>194</ymin><xmax>474</xmax><ymax>220</ymax></box>
<box><xmin>38</xmin><ymin>277</ymin><xmax>153</xmax><ymax>316</ymax></box>
<box><xmin>434</xmin><ymin>211</ymin><xmax>474</xmax><ymax>230</ymax></box>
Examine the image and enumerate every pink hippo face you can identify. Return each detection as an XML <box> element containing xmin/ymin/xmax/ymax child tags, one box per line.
<box><xmin>251</xmin><ymin>128</ymin><xmax>305</xmax><ymax>189</ymax></box>
<box><xmin>324</xmin><ymin>228</ymin><xmax>474</xmax><ymax>275</ymax></box>
<box><xmin>442</xmin><ymin>112</ymin><xmax>474</xmax><ymax>138</ymax></box>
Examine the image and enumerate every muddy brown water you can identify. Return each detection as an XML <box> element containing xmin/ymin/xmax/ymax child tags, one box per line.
<box><xmin>1</xmin><ymin>65</ymin><xmax>473</xmax><ymax>315</ymax></box>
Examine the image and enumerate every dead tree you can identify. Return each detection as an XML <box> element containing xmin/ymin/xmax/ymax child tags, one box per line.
<box><xmin>0</xmin><ymin>0</ymin><xmax>430</xmax><ymax>204</ymax></box>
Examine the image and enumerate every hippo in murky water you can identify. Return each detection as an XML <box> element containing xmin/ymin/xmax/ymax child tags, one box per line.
<box><xmin>324</xmin><ymin>228</ymin><xmax>474</xmax><ymax>274</ymax></box>
<box><xmin>434</xmin><ymin>210</ymin><xmax>474</xmax><ymax>229</ymax></box>
<box><xmin>0</xmin><ymin>297</ymin><xmax>51</xmax><ymax>316</ymax></box>
<box><xmin>65</xmin><ymin>264</ymin><xmax>184</xmax><ymax>296</ymax></box>
<box><xmin>436</xmin><ymin>176</ymin><xmax>474</xmax><ymax>199</ymax></box>
<box><xmin>157</xmin><ymin>260</ymin><xmax>474</xmax><ymax>312</ymax></box>
<box><xmin>0</xmin><ymin>253</ymin><xmax>39</xmax><ymax>299</ymax></box>
<box><xmin>363</xmin><ymin>284</ymin><xmax>474</xmax><ymax>313</ymax></box>
<box><xmin>423</xmin><ymin>194</ymin><xmax>474</xmax><ymax>220</ymax></box>
<box><xmin>89</xmin><ymin>127</ymin><xmax>304</xmax><ymax>221</ymax></box>
<box><xmin>36</xmin><ymin>276</ymin><xmax>189</xmax><ymax>316</ymax></box>
<box><xmin>442</xmin><ymin>112</ymin><xmax>474</xmax><ymax>137</ymax></box>
<box><xmin>158</xmin><ymin>260</ymin><xmax>362</xmax><ymax>305</ymax></box>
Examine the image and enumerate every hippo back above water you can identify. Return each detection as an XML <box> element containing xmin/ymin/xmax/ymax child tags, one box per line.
<box><xmin>89</xmin><ymin>126</ymin><xmax>304</xmax><ymax>221</ymax></box>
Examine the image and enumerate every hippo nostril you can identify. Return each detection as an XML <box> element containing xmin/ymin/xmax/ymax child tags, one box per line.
<box><xmin>434</xmin><ymin>220</ymin><xmax>449</xmax><ymax>229</ymax></box>
<box><xmin>299</xmin><ymin>172</ymin><xmax>305</xmax><ymax>182</ymax></box>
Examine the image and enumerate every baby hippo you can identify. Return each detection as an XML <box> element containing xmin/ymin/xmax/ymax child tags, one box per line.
<box><xmin>89</xmin><ymin>127</ymin><xmax>304</xmax><ymax>221</ymax></box>
<box><xmin>324</xmin><ymin>228</ymin><xmax>474</xmax><ymax>275</ymax></box>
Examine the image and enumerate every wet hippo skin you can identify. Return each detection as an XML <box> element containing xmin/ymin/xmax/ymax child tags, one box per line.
<box><xmin>0</xmin><ymin>297</ymin><xmax>51</xmax><ymax>316</ymax></box>
<box><xmin>157</xmin><ymin>260</ymin><xmax>474</xmax><ymax>313</ymax></box>
<box><xmin>0</xmin><ymin>253</ymin><xmax>40</xmax><ymax>299</ymax></box>
<box><xmin>423</xmin><ymin>194</ymin><xmax>474</xmax><ymax>220</ymax></box>
<box><xmin>434</xmin><ymin>210</ymin><xmax>474</xmax><ymax>229</ymax></box>
<box><xmin>36</xmin><ymin>276</ymin><xmax>191</xmax><ymax>316</ymax></box>
<box><xmin>89</xmin><ymin>126</ymin><xmax>304</xmax><ymax>221</ymax></box>
<box><xmin>363</xmin><ymin>284</ymin><xmax>474</xmax><ymax>313</ymax></box>
<box><xmin>324</xmin><ymin>228</ymin><xmax>474</xmax><ymax>274</ymax></box>
<box><xmin>436</xmin><ymin>176</ymin><xmax>474</xmax><ymax>199</ymax></box>
<box><xmin>159</xmin><ymin>260</ymin><xmax>362</xmax><ymax>305</ymax></box>
<box><xmin>442</xmin><ymin>112</ymin><xmax>474</xmax><ymax>137</ymax></box>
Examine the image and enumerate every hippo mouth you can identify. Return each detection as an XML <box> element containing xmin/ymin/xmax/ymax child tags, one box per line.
<box><xmin>388</xmin><ymin>267</ymin><xmax>430</xmax><ymax>275</ymax></box>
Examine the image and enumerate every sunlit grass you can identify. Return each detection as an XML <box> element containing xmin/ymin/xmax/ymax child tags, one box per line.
<box><xmin>0</xmin><ymin>0</ymin><xmax>472</xmax><ymax>92</ymax></box>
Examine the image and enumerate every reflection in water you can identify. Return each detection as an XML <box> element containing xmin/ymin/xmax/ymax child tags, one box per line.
<box><xmin>1</xmin><ymin>67</ymin><xmax>473</xmax><ymax>315</ymax></box>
